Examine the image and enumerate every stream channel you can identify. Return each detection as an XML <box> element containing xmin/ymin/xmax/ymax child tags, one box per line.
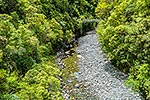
<box><xmin>56</xmin><ymin>30</ymin><xmax>143</xmax><ymax>100</ymax></box>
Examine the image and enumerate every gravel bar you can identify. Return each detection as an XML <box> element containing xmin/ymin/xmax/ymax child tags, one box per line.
<box><xmin>75</xmin><ymin>32</ymin><xmax>144</xmax><ymax>100</ymax></box>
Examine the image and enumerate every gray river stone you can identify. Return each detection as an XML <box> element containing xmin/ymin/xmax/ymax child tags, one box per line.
<box><xmin>74</xmin><ymin>33</ymin><xmax>144</xmax><ymax>100</ymax></box>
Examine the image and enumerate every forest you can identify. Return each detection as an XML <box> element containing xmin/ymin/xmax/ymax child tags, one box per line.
<box><xmin>0</xmin><ymin>0</ymin><xmax>150</xmax><ymax>100</ymax></box>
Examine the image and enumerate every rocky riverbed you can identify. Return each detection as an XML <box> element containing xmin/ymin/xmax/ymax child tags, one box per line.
<box><xmin>57</xmin><ymin>31</ymin><xmax>144</xmax><ymax>100</ymax></box>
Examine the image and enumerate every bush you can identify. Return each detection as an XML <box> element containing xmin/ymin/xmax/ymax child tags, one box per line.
<box><xmin>16</xmin><ymin>62</ymin><xmax>63</xmax><ymax>100</ymax></box>
<box><xmin>96</xmin><ymin>0</ymin><xmax>150</xmax><ymax>99</ymax></box>
<box><xmin>0</xmin><ymin>0</ymin><xmax>98</xmax><ymax>99</ymax></box>
<box><xmin>126</xmin><ymin>64</ymin><xmax>150</xmax><ymax>99</ymax></box>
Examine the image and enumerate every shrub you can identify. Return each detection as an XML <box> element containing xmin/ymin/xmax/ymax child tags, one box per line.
<box><xmin>0</xmin><ymin>0</ymin><xmax>98</xmax><ymax>99</ymax></box>
<box><xmin>16</xmin><ymin>62</ymin><xmax>63</xmax><ymax>100</ymax></box>
<box><xmin>126</xmin><ymin>64</ymin><xmax>150</xmax><ymax>99</ymax></box>
<box><xmin>96</xmin><ymin>0</ymin><xmax>150</xmax><ymax>99</ymax></box>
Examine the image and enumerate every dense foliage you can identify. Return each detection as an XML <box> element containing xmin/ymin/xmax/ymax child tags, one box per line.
<box><xmin>96</xmin><ymin>0</ymin><xmax>150</xmax><ymax>99</ymax></box>
<box><xmin>0</xmin><ymin>0</ymin><xmax>98</xmax><ymax>99</ymax></box>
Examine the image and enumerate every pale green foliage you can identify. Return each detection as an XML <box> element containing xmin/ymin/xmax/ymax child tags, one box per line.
<box><xmin>0</xmin><ymin>69</ymin><xmax>7</xmax><ymax>93</ymax></box>
<box><xmin>126</xmin><ymin>64</ymin><xmax>150</xmax><ymax>99</ymax></box>
<box><xmin>16</xmin><ymin>62</ymin><xmax>63</xmax><ymax>100</ymax></box>
<box><xmin>96</xmin><ymin>0</ymin><xmax>150</xmax><ymax>99</ymax></box>
<box><xmin>0</xmin><ymin>50</ymin><xmax>3</xmax><ymax>62</ymax></box>
<box><xmin>0</xmin><ymin>0</ymin><xmax>98</xmax><ymax>99</ymax></box>
<box><xmin>0</xmin><ymin>94</ymin><xmax>21</xmax><ymax>100</ymax></box>
<box><xmin>95</xmin><ymin>0</ymin><xmax>113</xmax><ymax>19</ymax></box>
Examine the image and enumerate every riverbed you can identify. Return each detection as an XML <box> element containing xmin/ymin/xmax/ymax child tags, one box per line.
<box><xmin>57</xmin><ymin>31</ymin><xmax>143</xmax><ymax>100</ymax></box>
